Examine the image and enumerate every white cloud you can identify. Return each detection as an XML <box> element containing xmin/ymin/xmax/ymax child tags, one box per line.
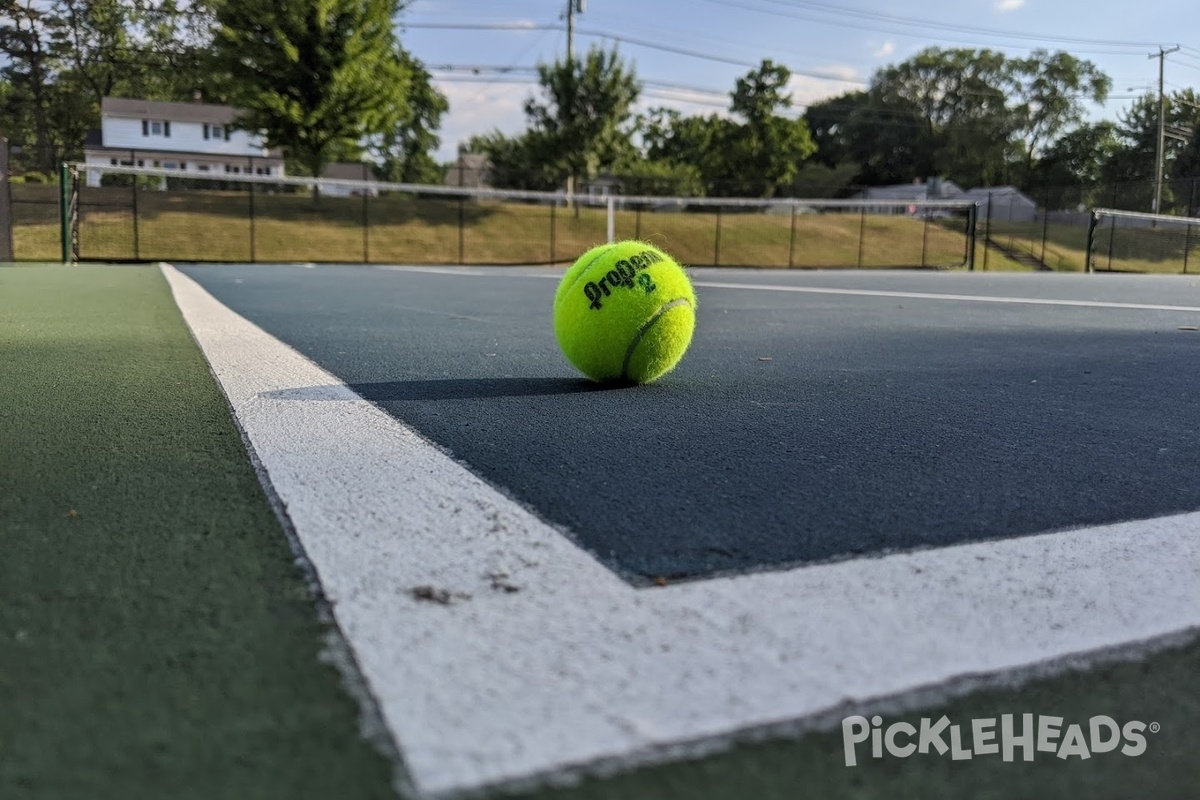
<box><xmin>432</xmin><ymin>80</ymin><xmax>532</xmax><ymax>163</ymax></box>
<box><xmin>787</xmin><ymin>68</ymin><xmax>865</xmax><ymax>110</ymax></box>
<box><xmin>873</xmin><ymin>41</ymin><xmax>896</xmax><ymax>59</ymax></box>
<box><xmin>995</xmin><ymin>0</ymin><xmax>1026</xmax><ymax>11</ymax></box>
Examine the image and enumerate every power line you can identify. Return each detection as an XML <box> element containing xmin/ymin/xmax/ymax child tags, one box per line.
<box><xmin>703</xmin><ymin>0</ymin><xmax>1170</xmax><ymax>51</ymax></box>
<box><xmin>402</xmin><ymin>22</ymin><xmax>866</xmax><ymax>85</ymax></box>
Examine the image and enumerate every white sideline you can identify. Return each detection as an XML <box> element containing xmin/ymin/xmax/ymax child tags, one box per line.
<box><xmin>161</xmin><ymin>264</ymin><xmax>1200</xmax><ymax>798</ymax></box>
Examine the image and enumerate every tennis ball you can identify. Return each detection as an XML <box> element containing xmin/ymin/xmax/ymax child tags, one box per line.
<box><xmin>553</xmin><ymin>240</ymin><xmax>696</xmax><ymax>384</ymax></box>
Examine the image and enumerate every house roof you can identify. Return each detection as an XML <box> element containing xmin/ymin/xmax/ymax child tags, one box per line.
<box><xmin>322</xmin><ymin>162</ymin><xmax>376</xmax><ymax>181</ymax></box>
<box><xmin>962</xmin><ymin>186</ymin><xmax>1035</xmax><ymax>203</ymax></box>
<box><xmin>102</xmin><ymin>96</ymin><xmax>241</xmax><ymax>125</ymax></box>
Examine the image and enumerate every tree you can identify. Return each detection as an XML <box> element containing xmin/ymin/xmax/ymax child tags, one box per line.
<box><xmin>804</xmin><ymin>91</ymin><xmax>869</xmax><ymax>168</ymax></box>
<box><xmin>1010</xmin><ymin>49</ymin><xmax>1110</xmax><ymax>181</ymax></box>
<box><xmin>871</xmin><ymin>47</ymin><xmax>1018</xmax><ymax>187</ymax></box>
<box><xmin>721</xmin><ymin>59</ymin><xmax>816</xmax><ymax>197</ymax></box>
<box><xmin>461</xmin><ymin>131</ymin><xmax>561</xmax><ymax>192</ymax></box>
<box><xmin>1099</xmin><ymin>90</ymin><xmax>1200</xmax><ymax>212</ymax></box>
<box><xmin>370</xmin><ymin>51</ymin><xmax>448</xmax><ymax>184</ymax></box>
<box><xmin>523</xmin><ymin>44</ymin><xmax>642</xmax><ymax>194</ymax></box>
<box><xmin>1028</xmin><ymin>121</ymin><xmax>1121</xmax><ymax>209</ymax></box>
<box><xmin>636</xmin><ymin>62</ymin><xmax>815</xmax><ymax>197</ymax></box>
<box><xmin>212</xmin><ymin>0</ymin><xmax>413</xmax><ymax>187</ymax></box>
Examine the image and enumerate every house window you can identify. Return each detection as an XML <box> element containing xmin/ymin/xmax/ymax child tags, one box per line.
<box><xmin>110</xmin><ymin>158</ymin><xmax>118</xmax><ymax>165</ymax></box>
<box><xmin>204</xmin><ymin>123</ymin><xmax>225</xmax><ymax>140</ymax></box>
<box><xmin>142</xmin><ymin>120</ymin><xmax>171</xmax><ymax>137</ymax></box>
<box><xmin>197</xmin><ymin>164</ymin><xmax>210</xmax><ymax>172</ymax></box>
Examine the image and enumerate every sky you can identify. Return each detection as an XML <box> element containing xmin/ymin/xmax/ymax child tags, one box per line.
<box><xmin>396</xmin><ymin>0</ymin><xmax>1200</xmax><ymax>164</ymax></box>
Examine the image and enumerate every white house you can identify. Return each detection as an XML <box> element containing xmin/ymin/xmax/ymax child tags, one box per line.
<box><xmin>83</xmin><ymin>96</ymin><xmax>284</xmax><ymax>187</ymax></box>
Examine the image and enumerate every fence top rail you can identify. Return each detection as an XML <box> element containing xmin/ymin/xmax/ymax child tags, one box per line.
<box><xmin>1093</xmin><ymin>207</ymin><xmax>1200</xmax><ymax>226</ymax></box>
<box><xmin>69</xmin><ymin>163</ymin><xmax>978</xmax><ymax>211</ymax></box>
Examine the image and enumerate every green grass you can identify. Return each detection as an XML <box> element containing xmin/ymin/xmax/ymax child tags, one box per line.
<box><xmin>0</xmin><ymin>266</ymin><xmax>395</xmax><ymax>800</ymax></box>
<box><xmin>984</xmin><ymin>219</ymin><xmax>1200</xmax><ymax>274</ymax></box>
<box><xmin>11</xmin><ymin>183</ymin><xmax>1030</xmax><ymax>269</ymax></box>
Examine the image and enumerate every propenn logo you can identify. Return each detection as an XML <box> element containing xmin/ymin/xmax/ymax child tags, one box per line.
<box><xmin>583</xmin><ymin>249</ymin><xmax>665</xmax><ymax>310</ymax></box>
<box><xmin>841</xmin><ymin>714</ymin><xmax>1156</xmax><ymax>766</ymax></box>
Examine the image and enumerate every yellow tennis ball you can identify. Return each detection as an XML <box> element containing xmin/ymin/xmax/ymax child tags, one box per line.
<box><xmin>553</xmin><ymin>240</ymin><xmax>697</xmax><ymax>384</ymax></box>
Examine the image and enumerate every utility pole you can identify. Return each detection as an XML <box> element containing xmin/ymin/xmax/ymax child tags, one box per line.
<box><xmin>1150</xmin><ymin>45</ymin><xmax>1180</xmax><ymax>214</ymax></box>
<box><xmin>564</xmin><ymin>0</ymin><xmax>584</xmax><ymax>208</ymax></box>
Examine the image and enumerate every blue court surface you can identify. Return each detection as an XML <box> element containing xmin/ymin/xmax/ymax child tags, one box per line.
<box><xmin>168</xmin><ymin>263</ymin><xmax>1200</xmax><ymax>797</ymax></box>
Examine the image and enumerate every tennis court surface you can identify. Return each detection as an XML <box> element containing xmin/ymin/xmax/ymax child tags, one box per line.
<box><xmin>3</xmin><ymin>262</ymin><xmax>1199</xmax><ymax>799</ymax></box>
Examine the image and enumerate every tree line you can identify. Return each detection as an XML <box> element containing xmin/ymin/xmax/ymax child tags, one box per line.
<box><xmin>474</xmin><ymin>45</ymin><xmax>1200</xmax><ymax>213</ymax></box>
<box><xmin>3</xmin><ymin>1</ymin><xmax>1200</xmax><ymax>213</ymax></box>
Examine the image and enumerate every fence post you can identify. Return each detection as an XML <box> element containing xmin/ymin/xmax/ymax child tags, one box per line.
<box><xmin>549</xmin><ymin>199</ymin><xmax>556</xmax><ymax>263</ymax></box>
<box><xmin>1184</xmin><ymin>222</ymin><xmax>1193</xmax><ymax>275</ymax></box>
<box><xmin>788</xmin><ymin>201</ymin><xmax>797</xmax><ymax>268</ymax></box>
<box><xmin>856</xmin><ymin>204</ymin><xmax>866</xmax><ymax>268</ymax></box>
<box><xmin>920</xmin><ymin>212</ymin><xmax>930</xmax><ymax>268</ymax></box>
<box><xmin>1084</xmin><ymin>210</ymin><xmax>1097</xmax><ymax>273</ymax></box>
<box><xmin>131</xmin><ymin>171</ymin><xmax>140</xmax><ymax>261</ymax></box>
<box><xmin>983</xmin><ymin>193</ymin><xmax>993</xmax><ymax>271</ymax></box>
<box><xmin>58</xmin><ymin>163</ymin><xmax>69</xmax><ymax>263</ymax></box>
<box><xmin>361</xmin><ymin>162</ymin><xmax>369</xmax><ymax>264</ymax></box>
<box><xmin>1040</xmin><ymin>184</ymin><xmax>1050</xmax><ymax>264</ymax></box>
<box><xmin>966</xmin><ymin>202</ymin><xmax>978</xmax><ymax>271</ymax></box>
<box><xmin>458</xmin><ymin>195</ymin><xmax>465</xmax><ymax>265</ymax></box>
<box><xmin>248</xmin><ymin>175</ymin><xmax>257</xmax><ymax>263</ymax></box>
<box><xmin>714</xmin><ymin>206</ymin><xmax>722</xmax><ymax>266</ymax></box>
<box><xmin>606</xmin><ymin>194</ymin><xmax>615</xmax><ymax>243</ymax></box>
<box><xmin>0</xmin><ymin>135</ymin><xmax>12</xmax><ymax>262</ymax></box>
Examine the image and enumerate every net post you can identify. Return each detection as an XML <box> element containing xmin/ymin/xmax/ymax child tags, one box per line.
<box><xmin>550</xmin><ymin>199</ymin><xmax>556</xmax><ymax>263</ymax></box>
<box><xmin>606</xmin><ymin>194</ymin><xmax>615</xmax><ymax>243</ymax></box>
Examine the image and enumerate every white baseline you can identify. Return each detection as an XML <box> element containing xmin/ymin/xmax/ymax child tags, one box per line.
<box><xmin>162</xmin><ymin>265</ymin><xmax>1200</xmax><ymax>798</ymax></box>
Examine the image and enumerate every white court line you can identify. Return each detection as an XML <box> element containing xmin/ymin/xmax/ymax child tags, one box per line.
<box><xmin>380</xmin><ymin>265</ymin><xmax>1200</xmax><ymax>313</ymax></box>
<box><xmin>691</xmin><ymin>280</ymin><xmax>1200</xmax><ymax>312</ymax></box>
<box><xmin>162</xmin><ymin>264</ymin><xmax>1200</xmax><ymax>799</ymax></box>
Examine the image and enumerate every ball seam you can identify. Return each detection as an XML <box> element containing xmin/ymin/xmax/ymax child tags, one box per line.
<box><xmin>620</xmin><ymin>297</ymin><xmax>693</xmax><ymax>381</ymax></box>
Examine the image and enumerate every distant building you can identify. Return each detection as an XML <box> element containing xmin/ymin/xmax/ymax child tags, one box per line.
<box><xmin>961</xmin><ymin>186</ymin><xmax>1037</xmax><ymax>223</ymax></box>
<box><xmin>445</xmin><ymin>153</ymin><xmax>491</xmax><ymax>189</ymax></box>
<box><xmin>581</xmin><ymin>172</ymin><xmax>622</xmax><ymax>200</ymax></box>
<box><xmin>83</xmin><ymin>96</ymin><xmax>284</xmax><ymax>187</ymax></box>
<box><xmin>320</xmin><ymin>162</ymin><xmax>378</xmax><ymax>197</ymax></box>
<box><xmin>856</xmin><ymin>178</ymin><xmax>967</xmax><ymax>203</ymax></box>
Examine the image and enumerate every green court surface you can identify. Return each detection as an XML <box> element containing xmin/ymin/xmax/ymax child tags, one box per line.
<box><xmin>1</xmin><ymin>265</ymin><xmax>1196</xmax><ymax>799</ymax></box>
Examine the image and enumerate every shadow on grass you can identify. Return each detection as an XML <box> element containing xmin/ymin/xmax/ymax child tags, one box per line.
<box><xmin>263</xmin><ymin>376</ymin><xmax>632</xmax><ymax>403</ymax></box>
